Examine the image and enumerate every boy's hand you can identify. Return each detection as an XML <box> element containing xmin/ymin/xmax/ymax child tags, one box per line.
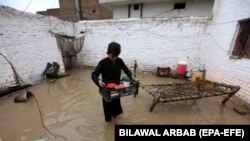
<box><xmin>98</xmin><ymin>80</ymin><xmax>106</xmax><ymax>87</ymax></box>
<box><xmin>132</xmin><ymin>76</ymin><xmax>139</xmax><ymax>82</ymax></box>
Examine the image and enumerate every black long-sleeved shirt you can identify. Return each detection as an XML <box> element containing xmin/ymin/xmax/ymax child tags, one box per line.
<box><xmin>91</xmin><ymin>57</ymin><xmax>132</xmax><ymax>87</ymax></box>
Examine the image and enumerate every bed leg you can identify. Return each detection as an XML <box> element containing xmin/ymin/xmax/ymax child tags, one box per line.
<box><xmin>149</xmin><ymin>96</ymin><xmax>160</xmax><ymax>112</ymax></box>
<box><xmin>220</xmin><ymin>93</ymin><xmax>234</xmax><ymax>105</ymax></box>
<box><xmin>220</xmin><ymin>86</ymin><xmax>240</xmax><ymax>105</ymax></box>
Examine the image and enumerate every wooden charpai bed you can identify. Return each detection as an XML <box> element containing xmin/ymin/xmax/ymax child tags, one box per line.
<box><xmin>141</xmin><ymin>80</ymin><xmax>240</xmax><ymax>112</ymax></box>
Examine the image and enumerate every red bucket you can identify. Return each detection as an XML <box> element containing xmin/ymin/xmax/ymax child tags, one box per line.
<box><xmin>176</xmin><ymin>61</ymin><xmax>187</xmax><ymax>75</ymax></box>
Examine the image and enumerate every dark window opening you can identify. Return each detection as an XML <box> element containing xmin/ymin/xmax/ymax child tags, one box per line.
<box><xmin>92</xmin><ymin>9</ymin><xmax>96</xmax><ymax>13</ymax></box>
<box><xmin>134</xmin><ymin>4</ymin><xmax>139</xmax><ymax>10</ymax></box>
<box><xmin>232</xmin><ymin>19</ymin><xmax>250</xmax><ymax>59</ymax></box>
<box><xmin>174</xmin><ymin>3</ymin><xmax>186</xmax><ymax>9</ymax></box>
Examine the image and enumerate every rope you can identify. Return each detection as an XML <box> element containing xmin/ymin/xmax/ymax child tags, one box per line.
<box><xmin>0</xmin><ymin>53</ymin><xmax>55</xmax><ymax>137</ymax></box>
<box><xmin>33</xmin><ymin>95</ymin><xmax>55</xmax><ymax>137</ymax></box>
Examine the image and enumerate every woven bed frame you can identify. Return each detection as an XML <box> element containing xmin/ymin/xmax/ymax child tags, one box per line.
<box><xmin>141</xmin><ymin>80</ymin><xmax>240</xmax><ymax>112</ymax></box>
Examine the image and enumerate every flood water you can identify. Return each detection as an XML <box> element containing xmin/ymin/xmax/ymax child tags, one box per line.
<box><xmin>0</xmin><ymin>68</ymin><xmax>249</xmax><ymax>141</ymax></box>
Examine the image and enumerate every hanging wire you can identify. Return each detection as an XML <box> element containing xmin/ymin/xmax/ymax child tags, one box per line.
<box><xmin>150</xmin><ymin>8</ymin><xmax>174</xmax><ymax>18</ymax></box>
<box><xmin>0</xmin><ymin>0</ymin><xmax>242</xmax><ymax>51</ymax></box>
<box><xmin>206</xmin><ymin>33</ymin><xmax>230</xmax><ymax>53</ymax></box>
<box><xmin>208</xmin><ymin>20</ymin><xmax>238</xmax><ymax>26</ymax></box>
<box><xmin>23</xmin><ymin>0</ymin><xmax>34</xmax><ymax>11</ymax></box>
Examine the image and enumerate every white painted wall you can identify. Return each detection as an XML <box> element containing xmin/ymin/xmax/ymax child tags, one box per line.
<box><xmin>76</xmin><ymin>0</ymin><xmax>250</xmax><ymax>105</ymax></box>
<box><xmin>113</xmin><ymin>5</ymin><xmax>128</xmax><ymax>19</ymax></box>
<box><xmin>200</xmin><ymin>0</ymin><xmax>250</xmax><ymax>106</ymax></box>
<box><xmin>130</xmin><ymin>4</ymin><xmax>141</xmax><ymax>18</ymax></box>
<box><xmin>76</xmin><ymin>17</ymin><xmax>210</xmax><ymax>72</ymax></box>
<box><xmin>0</xmin><ymin>6</ymin><xmax>74</xmax><ymax>88</ymax></box>
<box><xmin>112</xmin><ymin>0</ymin><xmax>214</xmax><ymax>19</ymax></box>
<box><xmin>1</xmin><ymin>0</ymin><xmax>249</xmax><ymax>106</ymax></box>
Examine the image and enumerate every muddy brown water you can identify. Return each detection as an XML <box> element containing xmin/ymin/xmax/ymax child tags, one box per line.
<box><xmin>0</xmin><ymin>69</ymin><xmax>249</xmax><ymax>141</ymax></box>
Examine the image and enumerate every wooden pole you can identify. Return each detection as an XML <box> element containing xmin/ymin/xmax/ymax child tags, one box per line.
<box><xmin>221</xmin><ymin>86</ymin><xmax>240</xmax><ymax>105</ymax></box>
<box><xmin>133</xmin><ymin>60</ymin><xmax>137</xmax><ymax>78</ymax></box>
<box><xmin>149</xmin><ymin>95</ymin><xmax>160</xmax><ymax>112</ymax></box>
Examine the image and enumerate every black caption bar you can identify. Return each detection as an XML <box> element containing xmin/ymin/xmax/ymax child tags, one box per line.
<box><xmin>115</xmin><ymin>125</ymin><xmax>250</xmax><ymax>141</ymax></box>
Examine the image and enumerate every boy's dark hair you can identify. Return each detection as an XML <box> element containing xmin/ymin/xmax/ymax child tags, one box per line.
<box><xmin>107</xmin><ymin>42</ymin><xmax>121</xmax><ymax>56</ymax></box>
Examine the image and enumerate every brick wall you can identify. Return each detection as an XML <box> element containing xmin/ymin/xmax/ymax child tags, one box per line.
<box><xmin>1</xmin><ymin>0</ymin><xmax>249</xmax><ymax>106</ymax></box>
<box><xmin>37</xmin><ymin>0</ymin><xmax>113</xmax><ymax>23</ymax></box>
<box><xmin>201</xmin><ymin>0</ymin><xmax>250</xmax><ymax>106</ymax></box>
<box><xmin>75</xmin><ymin>17</ymin><xmax>211</xmax><ymax>72</ymax></box>
<box><xmin>75</xmin><ymin>0</ymin><xmax>250</xmax><ymax>106</ymax></box>
<box><xmin>0</xmin><ymin>6</ymin><xmax>74</xmax><ymax>88</ymax></box>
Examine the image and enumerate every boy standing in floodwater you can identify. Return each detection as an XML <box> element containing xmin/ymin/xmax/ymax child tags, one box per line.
<box><xmin>91</xmin><ymin>42</ymin><xmax>137</xmax><ymax>122</ymax></box>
